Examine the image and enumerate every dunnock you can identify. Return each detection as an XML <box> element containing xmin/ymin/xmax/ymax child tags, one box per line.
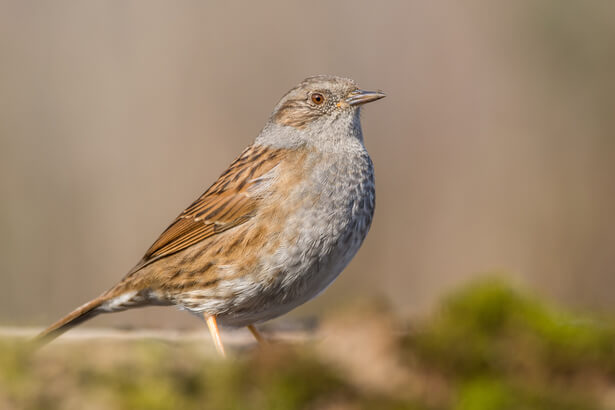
<box><xmin>36</xmin><ymin>75</ymin><xmax>385</xmax><ymax>356</ymax></box>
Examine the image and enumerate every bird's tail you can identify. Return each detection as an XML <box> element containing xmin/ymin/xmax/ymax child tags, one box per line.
<box><xmin>33</xmin><ymin>295</ymin><xmax>109</xmax><ymax>347</ymax></box>
<box><xmin>33</xmin><ymin>282</ymin><xmax>161</xmax><ymax>349</ymax></box>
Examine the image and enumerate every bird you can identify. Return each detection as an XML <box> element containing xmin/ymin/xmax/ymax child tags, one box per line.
<box><xmin>35</xmin><ymin>75</ymin><xmax>385</xmax><ymax>356</ymax></box>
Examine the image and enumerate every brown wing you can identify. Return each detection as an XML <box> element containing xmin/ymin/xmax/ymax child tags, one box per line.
<box><xmin>130</xmin><ymin>144</ymin><xmax>285</xmax><ymax>273</ymax></box>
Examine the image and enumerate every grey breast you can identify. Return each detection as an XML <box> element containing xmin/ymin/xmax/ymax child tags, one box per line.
<box><xmin>219</xmin><ymin>143</ymin><xmax>375</xmax><ymax>327</ymax></box>
<box><xmin>277</xmin><ymin>143</ymin><xmax>375</xmax><ymax>303</ymax></box>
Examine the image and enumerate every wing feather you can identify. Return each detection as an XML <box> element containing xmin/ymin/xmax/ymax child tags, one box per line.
<box><xmin>130</xmin><ymin>144</ymin><xmax>284</xmax><ymax>273</ymax></box>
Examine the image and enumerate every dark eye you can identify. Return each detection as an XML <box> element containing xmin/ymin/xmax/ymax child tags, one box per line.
<box><xmin>311</xmin><ymin>92</ymin><xmax>325</xmax><ymax>105</ymax></box>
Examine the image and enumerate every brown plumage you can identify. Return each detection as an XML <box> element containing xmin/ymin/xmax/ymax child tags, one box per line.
<box><xmin>35</xmin><ymin>144</ymin><xmax>300</xmax><ymax>345</ymax></box>
<box><xmin>133</xmin><ymin>144</ymin><xmax>286</xmax><ymax>271</ymax></box>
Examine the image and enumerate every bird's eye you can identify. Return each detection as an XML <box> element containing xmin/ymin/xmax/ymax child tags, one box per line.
<box><xmin>311</xmin><ymin>93</ymin><xmax>325</xmax><ymax>105</ymax></box>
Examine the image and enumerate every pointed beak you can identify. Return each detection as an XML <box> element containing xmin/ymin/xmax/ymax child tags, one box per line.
<box><xmin>345</xmin><ymin>89</ymin><xmax>386</xmax><ymax>106</ymax></box>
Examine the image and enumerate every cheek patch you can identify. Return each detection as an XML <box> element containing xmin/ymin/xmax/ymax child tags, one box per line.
<box><xmin>273</xmin><ymin>99</ymin><xmax>322</xmax><ymax>129</ymax></box>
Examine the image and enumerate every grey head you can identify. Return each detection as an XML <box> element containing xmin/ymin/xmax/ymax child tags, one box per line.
<box><xmin>256</xmin><ymin>75</ymin><xmax>385</xmax><ymax>149</ymax></box>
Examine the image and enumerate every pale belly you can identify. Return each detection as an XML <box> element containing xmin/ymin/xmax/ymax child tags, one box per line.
<box><xmin>216</xmin><ymin>218</ymin><xmax>370</xmax><ymax>327</ymax></box>
<box><xmin>171</xmin><ymin>183</ymin><xmax>374</xmax><ymax>327</ymax></box>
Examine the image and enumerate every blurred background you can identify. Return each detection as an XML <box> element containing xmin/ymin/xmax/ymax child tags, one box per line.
<box><xmin>1</xmin><ymin>0</ymin><xmax>614</xmax><ymax>330</ymax></box>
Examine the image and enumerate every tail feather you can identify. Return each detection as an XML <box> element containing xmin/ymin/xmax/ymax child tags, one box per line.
<box><xmin>33</xmin><ymin>296</ymin><xmax>108</xmax><ymax>347</ymax></box>
<box><xmin>33</xmin><ymin>286</ymin><xmax>163</xmax><ymax>349</ymax></box>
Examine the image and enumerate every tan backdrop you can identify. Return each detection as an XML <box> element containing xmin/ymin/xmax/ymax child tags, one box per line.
<box><xmin>2</xmin><ymin>1</ymin><xmax>614</xmax><ymax>329</ymax></box>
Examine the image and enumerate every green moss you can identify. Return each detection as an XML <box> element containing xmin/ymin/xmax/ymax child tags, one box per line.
<box><xmin>456</xmin><ymin>379</ymin><xmax>514</xmax><ymax>410</ymax></box>
<box><xmin>455</xmin><ymin>378</ymin><xmax>600</xmax><ymax>410</ymax></box>
<box><xmin>408</xmin><ymin>278</ymin><xmax>615</xmax><ymax>378</ymax></box>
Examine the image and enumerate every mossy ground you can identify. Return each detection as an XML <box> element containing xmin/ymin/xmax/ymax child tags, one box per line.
<box><xmin>2</xmin><ymin>279</ymin><xmax>615</xmax><ymax>410</ymax></box>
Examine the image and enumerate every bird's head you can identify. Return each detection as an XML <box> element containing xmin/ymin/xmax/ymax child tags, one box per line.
<box><xmin>260</xmin><ymin>75</ymin><xmax>385</xmax><ymax>148</ymax></box>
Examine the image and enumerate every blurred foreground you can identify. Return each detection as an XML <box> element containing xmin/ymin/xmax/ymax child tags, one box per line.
<box><xmin>3</xmin><ymin>278</ymin><xmax>615</xmax><ymax>410</ymax></box>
